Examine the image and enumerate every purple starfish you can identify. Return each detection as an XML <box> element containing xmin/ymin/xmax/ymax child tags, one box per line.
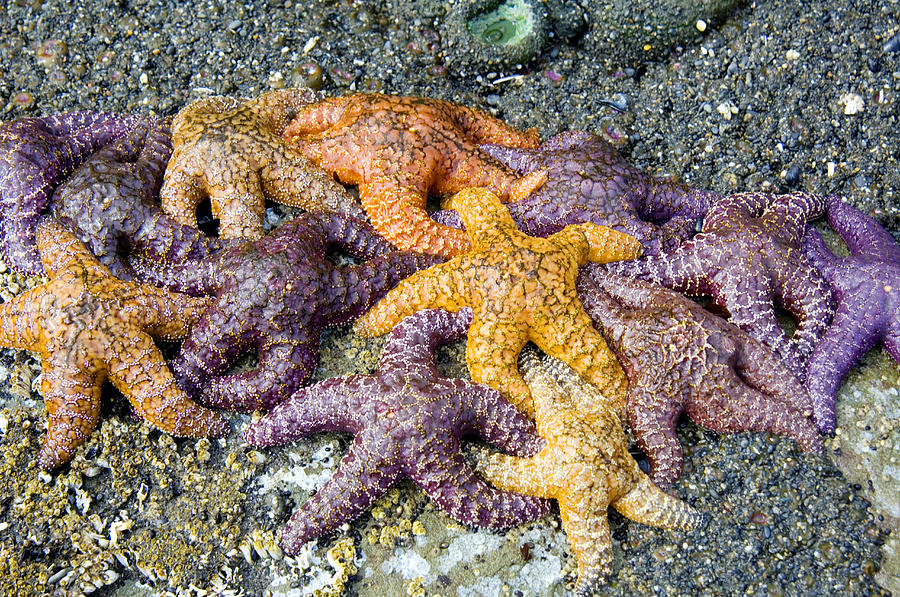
<box><xmin>802</xmin><ymin>197</ymin><xmax>900</xmax><ymax>432</ymax></box>
<box><xmin>244</xmin><ymin>308</ymin><xmax>551</xmax><ymax>555</ymax></box>
<box><xmin>432</xmin><ymin>130</ymin><xmax>719</xmax><ymax>255</ymax></box>
<box><xmin>607</xmin><ymin>191</ymin><xmax>835</xmax><ymax>374</ymax></box>
<box><xmin>578</xmin><ymin>266</ymin><xmax>822</xmax><ymax>485</ymax></box>
<box><xmin>0</xmin><ymin>111</ymin><xmax>142</xmax><ymax>274</ymax></box>
<box><xmin>50</xmin><ymin>117</ymin><xmax>222</xmax><ymax>280</ymax></box>
<box><xmin>133</xmin><ymin>211</ymin><xmax>442</xmax><ymax>412</ymax></box>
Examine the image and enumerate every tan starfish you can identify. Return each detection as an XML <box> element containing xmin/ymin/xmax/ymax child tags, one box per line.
<box><xmin>354</xmin><ymin>187</ymin><xmax>642</xmax><ymax>416</ymax></box>
<box><xmin>471</xmin><ymin>349</ymin><xmax>703</xmax><ymax>594</ymax></box>
<box><xmin>283</xmin><ymin>92</ymin><xmax>546</xmax><ymax>257</ymax></box>
<box><xmin>0</xmin><ymin>218</ymin><xmax>228</xmax><ymax>469</ymax></box>
<box><xmin>160</xmin><ymin>88</ymin><xmax>364</xmax><ymax>240</ymax></box>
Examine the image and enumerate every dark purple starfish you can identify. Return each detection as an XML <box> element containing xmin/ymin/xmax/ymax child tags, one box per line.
<box><xmin>578</xmin><ymin>266</ymin><xmax>822</xmax><ymax>485</ymax></box>
<box><xmin>802</xmin><ymin>197</ymin><xmax>900</xmax><ymax>432</ymax></box>
<box><xmin>50</xmin><ymin>117</ymin><xmax>222</xmax><ymax>280</ymax></box>
<box><xmin>0</xmin><ymin>111</ymin><xmax>142</xmax><ymax>274</ymax></box>
<box><xmin>244</xmin><ymin>307</ymin><xmax>550</xmax><ymax>555</ymax></box>
<box><xmin>607</xmin><ymin>191</ymin><xmax>834</xmax><ymax>374</ymax></box>
<box><xmin>431</xmin><ymin>130</ymin><xmax>719</xmax><ymax>255</ymax></box>
<box><xmin>133</xmin><ymin>211</ymin><xmax>442</xmax><ymax>412</ymax></box>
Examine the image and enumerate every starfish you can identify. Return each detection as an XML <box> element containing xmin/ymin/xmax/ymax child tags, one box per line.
<box><xmin>0</xmin><ymin>218</ymin><xmax>228</xmax><ymax>470</ymax></box>
<box><xmin>432</xmin><ymin>130</ymin><xmax>719</xmax><ymax>255</ymax></box>
<box><xmin>160</xmin><ymin>88</ymin><xmax>365</xmax><ymax>240</ymax></box>
<box><xmin>133</xmin><ymin>211</ymin><xmax>442</xmax><ymax>412</ymax></box>
<box><xmin>471</xmin><ymin>348</ymin><xmax>702</xmax><ymax>595</ymax></box>
<box><xmin>607</xmin><ymin>191</ymin><xmax>834</xmax><ymax>374</ymax></box>
<box><xmin>354</xmin><ymin>187</ymin><xmax>642</xmax><ymax>416</ymax></box>
<box><xmin>578</xmin><ymin>266</ymin><xmax>823</xmax><ymax>485</ymax></box>
<box><xmin>0</xmin><ymin>110</ymin><xmax>141</xmax><ymax>275</ymax></box>
<box><xmin>282</xmin><ymin>92</ymin><xmax>547</xmax><ymax>258</ymax></box>
<box><xmin>802</xmin><ymin>197</ymin><xmax>900</xmax><ymax>432</ymax></box>
<box><xmin>245</xmin><ymin>308</ymin><xmax>551</xmax><ymax>554</ymax></box>
<box><xmin>50</xmin><ymin>117</ymin><xmax>222</xmax><ymax>280</ymax></box>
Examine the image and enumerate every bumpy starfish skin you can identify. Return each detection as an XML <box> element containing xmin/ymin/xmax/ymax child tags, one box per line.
<box><xmin>471</xmin><ymin>349</ymin><xmax>702</xmax><ymax>594</ymax></box>
<box><xmin>50</xmin><ymin>118</ymin><xmax>221</xmax><ymax>280</ymax></box>
<box><xmin>0</xmin><ymin>111</ymin><xmax>141</xmax><ymax>274</ymax></box>
<box><xmin>432</xmin><ymin>130</ymin><xmax>719</xmax><ymax>255</ymax></box>
<box><xmin>803</xmin><ymin>197</ymin><xmax>900</xmax><ymax>432</ymax></box>
<box><xmin>160</xmin><ymin>88</ymin><xmax>364</xmax><ymax>240</ymax></box>
<box><xmin>578</xmin><ymin>267</ymin><xmax>822</xmax><ymax>485</ymax></box>
<box><xmin>0</xmin><ymin>218</ymin><xmax>227</xmax><ymax>470</ymax></box>
<box><xmin>607</xmin><ymin>191</ymin><xmax>834</xmax><ymax>373</ymax></box>
<box><xmin>354</xmin><ymin>187</ymin><xmax>642</xmax><ymax>416</ymax></box>
<box><xmin>245</xmin><ymin>308</ymin><xmax>550</xmax><ymax>554</ymax></box>
<box><xmin>134</xmin><ymin>211</ymin><xmax>442</xmax><ymax>412</ymax></box>
<box><xmin>282</xmin><ymin>92</ymin><xmax>547</xmax><ymax>257</ymax></box>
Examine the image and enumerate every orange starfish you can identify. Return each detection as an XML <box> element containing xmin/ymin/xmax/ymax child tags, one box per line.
<box><xmin>471</xmin><ymin>350</ymin><xmax>703</xmax><ymax>594</ymax></box>
<box><xmin>161</xmin><ymin>88</ymin><xmax>364</xmax><ymax>240</ymax></box>
<box><xmin>283</xmin><ymin>92</ymin><xmax>547</xmax><ymax>257</ymax></box>
<box><xmin>354</xmin><ymin>187</ymin><xmax>642</xmax><ymax>415</ymax></box>
<box><xmin>0</xmin><ymin>218</ymin><xmax>228</xmax><ymax>470</ymax></box>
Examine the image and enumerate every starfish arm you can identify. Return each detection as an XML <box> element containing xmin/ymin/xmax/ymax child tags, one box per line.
<box><xmin>578</xmin><ymin>267</ymin><xmax>659</xmax><ymax>311</ymax></box>
<box><xmin>353</xmin><ymin>261</ymin><xmax>471</xmax><ymax>337</ymax></box>
<box><xmin>535</xmin><ymin>309</ymin><xmax>628</xmax><ymax>416</ymax></box>
<box><xmin>279</xmin><ymin>439</ymin><xmax>401</xmax><ymax>554</ymax></box>
<box><xmin>465</xmin><ymin>317</ymin><xmax>533</xmax><ymax>415</ymax></box>
<box><xmin>358</xmin><ymin>177</ymin><xmax>470</xmax><ymax>256</ymax></box>
<box><xmin>437</xmin><ymin>152</ymin><xmax>547</xmax><ymax>204</ymax></box>
<box><xmin>171</xmin><ymin>312</ymin><xmax>250</xmax><ymax>399</ymax></box>
<box><xmin>652</xmin><ymin>215</ymin><xmax>701</xmax><ymax>254</ymax></box>
<box><xmin>801</xmin><ymin>226</ymin><xmax>839</xmax><ymax>278</ymax></box>
<box><xmin>470</xmin><ymin>446</ymin><xmax>552</xmax><ymax>498</ymax></box>
<box><xmin>577</xmin><ymin>273</ymin><xmax>638</xmax><ymax>338</ymax></box>
<box><xmin>130</xmin><ymin>211</ymin><xmax>223</xmax><ymax>274</ymax></box>
<box><xmin>717</xmin><ymin>278</ymin><xmax>796</xmax><ymax>364</ymax></box>
<box><xmin>612</xmin><ymin>475</ymin><xmax>703</xmax><ymax>530</ymax></box>
<box><xmin>643</xmin><ymin>183</ymin><xmax>718</xmax><ymax>221</ymax></box>
<box><xmin>260</xmin><ymin>152</ymin><xmax>367</xmax><ymax>221</ymax></box>
<box><xmin>35</xmin><ymin>218</ymin><xmax>111</xmax><ymax>280</ymax></box>
<box><xmin>282</xmin><ymin>96</ymin><xmax>351</xmax><ymax>139</ymax></box>
<box><xmin>313</xmin><ymin>212</ymin><xmax>396</xmax><ymax>261</ymax></box>
<box><xmin>123</xmin><ymin>284</ymin><xmax>210</xmax><ymax>340</ymax></box>
<box><xmin>105</xmin><ymin>332</ymin><xmax>229</xmax><ymax>439</ymax></box>
<box><xmin>775</xmin><ymin>258</ymin><xmax>835</xmax><ymax>367</ymax></box>
<box><xmin>760</xmin><ymin>192</ymin><xmax>827</xmax><ymax>245</ymax></box>
<box><xmin>827</xmin><ymin>197</ymin><xmax>900</xmax><ymax>261</ymax></box>
<box><xmin>884</xmin><ymin>326</ymin><xmax>900</xmax><ymax>365</ymax></box>
<box><xmin>557</xmin><ymin>490</ymin><xmax>614</xmax><ymax>595</ymax></box>
<box><xmin>244</xmin><ymin>376</ymin><xmax>366</xmax><ymax>446</ymax></box>
<box><xmin>448</xmin><ymin>103</ymin><xmax>540</xmax><ymax>147</ymax></box>
<box><xmin>247</xmin><ymin>88</ymin><xmax>323</xmax><ymax>131</ymax></box>
<box><xmin>805</xmin><ymin>306</ymin><xmax>883</xmax><ymax>432</ymax></box>
<box><xmin>604</xmin><ymin>244</ymin><xmax>707</xmax><ymax>291</ymax></box>
<box><xmin>0</xmin><ymin>286</ymin><xmax>45</xmax><ymax>352</ymax></box>
<box><xmin>454</xmin><ymin>379</ymin><xmax>544</xmax><ymax>457</ymax></box>
<box><xmin>549</xmin><ymin>223</ymin><xmax>643</xmax><ymax>265</ymax></box>
<box><xmin>732</xmin><ymin>333</ymin><xmax>815</xmax><ymax>417</ymax></box>
<box><xmin>37</xmin><ymin>360</ymin><xmax>104</xmax><ymax>470</ymax></box>
<box><xmin>412</xmin><ymin>451</ymin><xmax>551</xmax><ymax>528</ymax></box>
<box><xmin>159</xmin><ymin>163</ymin><xmax>206</xmax><ymax>229</ymax></box>
<box><xmin>328</xmin><ymin>251</ymin><xmax>444</xmax><ymax>325</ymax></box>
<box><xmin>377</xmin><ymin>308</ymin><xmax>472</xmax><ymax>370</ymax></box>
<box><xmin>131</xmin><ymin>249</ymin><xmax>221</xmax><ymax>296</ymax></box>
<box><xmin>479</xmin><ymin>143</ymin><xmax>544</xmax><ymax>173</ymax></box>
<box><xmin>443</xmin><ymin>188</ymin><xmax>522</xmax><ymax>245</ymax></box>
<box><xmin>207</xmin><ymin>181</ymin><xmax>266</xmax><ymax>240</ymax></box>
<box><xmin>627</xmin><ymin>386</ymin><xmax>686</xmax><ymax>486</ymax></box>
<box><xmin>203</xmin><ymin>339</ymin><xmax>319</xmax><ymax>412</ymax></box>
<box><xmin>684</xmin><ymin>377</ymin><xmax>822</xmax><ymax>453</ymax></box>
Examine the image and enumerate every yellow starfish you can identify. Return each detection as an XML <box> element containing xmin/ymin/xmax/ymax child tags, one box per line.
<box><xmin>354</xmin><ymin>187</ymin><xmax>641</xmax><ymax>416</ymax></box>
<box><xmin>472</xmin><ymin>350</ymin><xmax>703</xmax><ymax>594</ymax></box>
<box><xmin>0</xmin><ymin>218</ymin><xmax>227</xmax><ymax>469</ymax></box>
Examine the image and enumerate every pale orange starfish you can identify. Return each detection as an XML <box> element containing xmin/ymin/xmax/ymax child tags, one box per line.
<box><xmin>354</xmin><ymin>187</ymin><xmax>641</xmax><ymax>416</ymax></box>
<box><xmin>283</xmin><ymin>92</ymin><xmax>546</xmax><ymax>257</ymax></box>
<box><xmin>161</xmin><ymin>88</ymin><xmax>364</xmax><ymax>240</ymax></box>
<box><xmin>0</xmin><ymin>218</ymin><xmax>228</xmax><ymax>469</ymax></box>
<box><xmin>472</xmin><ymin>350</ymin><xmax>703</xmax><ymax>594</ymax></box>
